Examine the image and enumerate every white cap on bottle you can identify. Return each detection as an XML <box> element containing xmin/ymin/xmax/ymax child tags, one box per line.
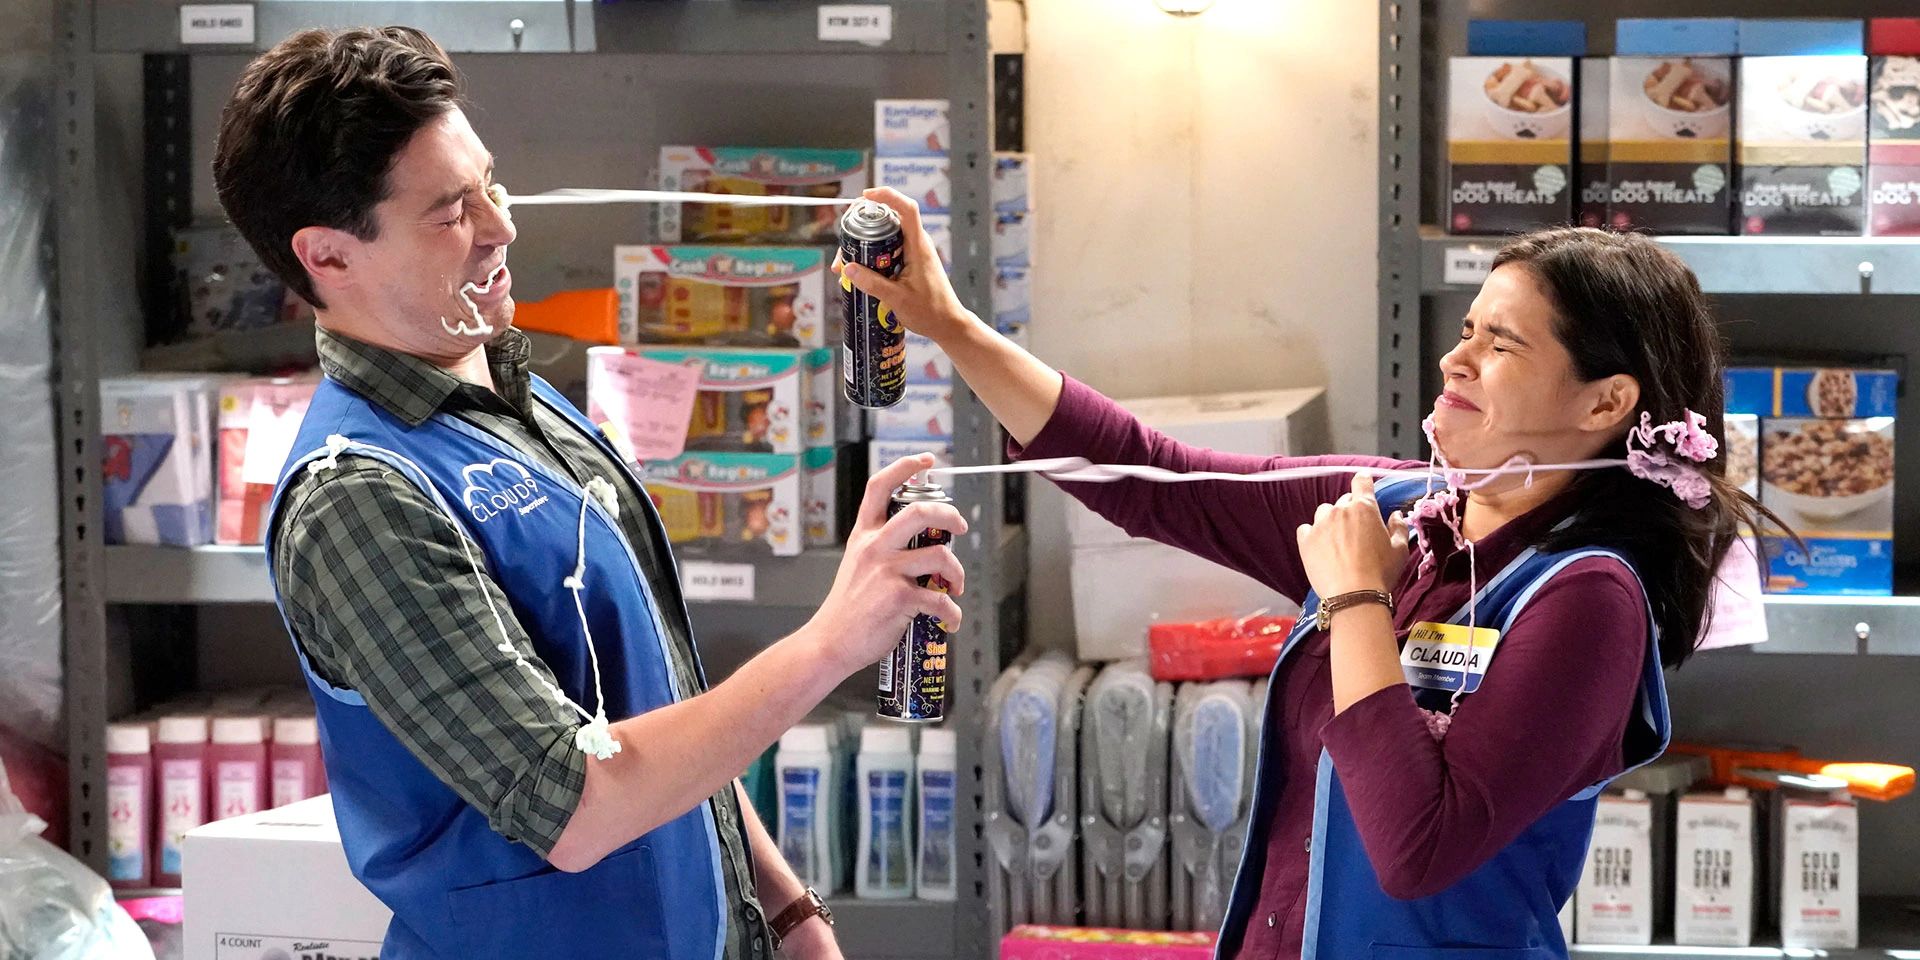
<box><xmin>779</xmin><ymin>724</ymin><xmax>833</xmax><ymax>754</ymax></box>
<box><xmin>212</xmin><ymin>716</ymin><xmax>266</xmax><ymax>745</ymax></box>
<box><xmin>272</xmin><ymin>716</ymin><xmax>319</xmax><ymax>746</ymax></box>
<box><xmin>860</xmin><ymin>725</ymin><xmax>912</xmax><ymax>755</ymax></box>
<box><xmin>157</xmin><ymin>715</ymin><xmax>209</xmax><ymax>745</ymax></box>
<box><xmin>107</xmin><ymin>723</ymin><xmax>151</xmax><ymax>755</ymax></box>
<box><xmin>919</xmin><ymin>728</ymin><xmax>957</xmax><ymax>759</ymax></box>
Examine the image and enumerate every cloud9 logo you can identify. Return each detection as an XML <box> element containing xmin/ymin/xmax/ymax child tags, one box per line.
<box><xmin>462</xmin><ymin>458</ymin><xmax>549</xmax><ymax>523</ymax></box>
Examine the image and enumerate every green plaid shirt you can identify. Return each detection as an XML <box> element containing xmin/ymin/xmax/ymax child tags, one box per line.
<box><xmin>272</xmin><ymin>327</ymin><xmax>769</xmax><ymax>958</ymax></box>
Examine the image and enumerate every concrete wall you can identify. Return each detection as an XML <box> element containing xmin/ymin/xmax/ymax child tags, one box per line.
<box><xmin>1017</xmin><ymin>0</ymin><xmax>1380</xmax><ymax>649</ymax></box>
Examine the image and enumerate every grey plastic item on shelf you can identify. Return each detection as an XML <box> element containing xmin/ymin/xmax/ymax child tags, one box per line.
<box><xmin>1170</xmin><ymin>679</ymin><xmax>1258</xmax><ymax>933</ymax></box>
<box><xmin>982</xmin><ymin>652</ymin><xmax>1094</xmax><ymax>935</ymax></box>
<box><xmin>1079</xmin><ymin>659</ymin><xmax>1173</xmax><ymax>931</ymax></box>
<box><xmin>0</xmin><ymin>52</ymin><xmax>62</xmax><ymax>752</ymax></box>
<box><xmin>1611</xmin><ymin>752</ymin><xmax>1709</xmax><ymax>797</ymax></box>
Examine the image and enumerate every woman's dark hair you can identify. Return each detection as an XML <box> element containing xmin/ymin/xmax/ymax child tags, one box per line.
<box><xmin>212</xmin><ymin>26</ymin><xmax>463</xmax><ymax>309</ymax></box>
<box><xmin>1493</xmin><ymin>227</ymin><xmax>1790</xmax><ymax>669</ymax></box>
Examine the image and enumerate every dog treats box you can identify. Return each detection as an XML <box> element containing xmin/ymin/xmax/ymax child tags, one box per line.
<box><xmin>1446</xmin><ymin>57</ymin><xmax>1576</xmax><ymax>233</ymax></box>
<box><xmin>620</xmin><ymin>347</ymin><xmax>810</xmax><ymax>455</ymax></box>
<box><xmin>1737</xmin><ymin>20</ymin><xmax>1868</xmax><ymax>236</ymax></box>
<box><xmin>1607</xmin><ymin>52</ymin><xmax>1734</xmax><ymax>232</ymax></box>
<box><xmin>614</xmin><ymin>245</ymin><xmax>827</xmax><ymax>349</ymax></box>
<box><xmin>1868</xmin><ymin>20</ymin><xmax>1920</xmax><ymax>235</ymax></box>
<box><xmin>640</xmin><ymin>452</ymin><xmax>803</xmax><ymax>556</ymax></box>
<box><xmin>657</xmin><ymin>146</ymin><xmax>867</xmax><ymax>244</ymax></box>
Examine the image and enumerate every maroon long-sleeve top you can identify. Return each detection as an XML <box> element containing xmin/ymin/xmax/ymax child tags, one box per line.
<box><xmin>1015</xmin><ymin>378</ymin><xmax>1650</xmax><ymax>959</ymax></box>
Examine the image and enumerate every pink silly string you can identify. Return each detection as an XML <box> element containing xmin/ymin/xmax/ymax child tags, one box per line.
<box><xmin>1624</xmin><ymin>410</ymin><xmax>1718</xmax><ymax>510</ymax></box>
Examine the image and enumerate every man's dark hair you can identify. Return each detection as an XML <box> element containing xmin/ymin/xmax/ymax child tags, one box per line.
<box><xmin>213</xmin><ymin>26</ymin><xmax>463</xmax><ymax>308</ymax></box>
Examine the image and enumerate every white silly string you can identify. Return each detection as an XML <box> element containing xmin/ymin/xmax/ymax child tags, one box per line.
<box><xmin>444</xmin><ymin>249</ymin><xmax>509</xmax><ymax>339</ymax></box>
<box><xmin>498</xmin><ymin>186</ymin><xmax>854</xmax><ymax>209</ymax></box>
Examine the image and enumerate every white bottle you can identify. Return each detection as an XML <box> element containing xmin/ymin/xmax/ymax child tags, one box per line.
<box><xmin>856</xmin><ymin>726</ymin><xmax>915</xmax><ymax>899</ymax></box>
<box><xmin>915</xmin><ymin>728</ymin><xmax>958</xmax><ymax>901</ymax></box>
<box><xmin>775</xmin><ymin>725</ymin><xmax>836</xmax><ymax>892</ymax></box>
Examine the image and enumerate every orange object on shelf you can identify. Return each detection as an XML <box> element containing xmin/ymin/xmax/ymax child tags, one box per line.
<box><xmin>510</xmin><ymin>287</ymin><xmax>619</xmax><ymax>344</ymax></box>
<box><xmin>1147</xmin><ymin>613</ymin><xmax>1297</xmax><ymax>682</ymax></box>
<box><xmin>1669</xmin><ymin>743</ymin><xmax>1914</xmax><ymax>803</ymax></box>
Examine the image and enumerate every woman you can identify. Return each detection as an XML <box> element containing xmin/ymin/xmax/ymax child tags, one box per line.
<box><xmin>841</xmin><ymin>191</ymin><xmax>1780</xmax><ymax>959</ymax></box>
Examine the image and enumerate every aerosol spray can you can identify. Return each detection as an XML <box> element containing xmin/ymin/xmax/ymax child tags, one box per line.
<box><xmin>878</xmin><ymin>478</ymin><xmax>952</xmax><ymax>722</ymax></box>
<box><xmin>840</xmin><ymin>199</ymin><xmax>908</xmax><ymax>409</ymax></box>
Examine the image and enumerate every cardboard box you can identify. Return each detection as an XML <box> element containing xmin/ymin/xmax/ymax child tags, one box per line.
<box><xmin>923</xmin><ymin>213</ymin><xmax>954</xmax><ymax>270</ymax></box>
<box><xmin>609</xmin><ymin>347</ymin><xmax>810</xmax><ymax>455</ymax></box>
<box><xmin>1608</xmin><ymin>55</ymin><xmax>1735</xmax><ymax>233</ymax></box>
<box><xmin>183</xmin><ymin>795</ymin><xmax>390</xmax><ymax>960</ymax></box>
<box><xmin>614</xmin><ymin>245</ymin><xmax>828</xmax><ymax>348</ymax></box>
<box><xmin>1466</xmin><ymin>20</ymin><xmax>1586</xmax><ymax>57</ymax></box>
<box><xmin>1725</xmin><ymin>414</ymin><xmax>1759</xmax><ymax>497</ymax></box>
<box><xmin>1618</xmin><ymin>18</ymin><xmax>1739</xmax><ymax>57</ymax></box>
<box><xmin>1576</xmin><ymin>791</ymin><xmax>1655</xmax><ymax>945</ymax></box>
<box><xmin>1723</xmin><ymin>366</ymin><xmax>1898</xmax><ymax>418</ymax></box>
<box><xmin>1000</xmin><ymin>925</ymin><xmax>1215</xmax><ymax>960</ymax></box>
<box><xmin>640</xmin><ymin>452</ymin><xmax>804</xmax><ymax>556</ymax></box>
<box><xmin>1579</xmin><ymin>59</ymin><xmax>1612</xmax><ymax>229</ymax></box>
<box><xmin>993</xmin><ymin>211</ymin><xmax>1034</xmax><ymax>268</ymax></box>
<box><xmin>1777</xmin><ymin>793</ymin><xmax>1859</xmax><ymax>949</ymax></box>
<box><xmin>994</xmin><ymin>152</ymin><xmax>1034</xmax><ymax>213</ymax></box>
<box><xmin>1741</xmin><ymin>19</ymin><xmax>1866</xmax><ymax>57</ymax></box>
<box><xmin>1674</xmin><ymin>789</ymin><xmax>1758</xmax><ymax>947</ymax></box>
<box><xmin>805</xmin><ymin>347</ymin><xmax>837</xmax><ymax>447</ymax></box>
<box><xmin>1071</xmin><ymin>539</ymin><xmax>1293</xmax><ymax>662</ymax></box>
<box><xmin>905</xmin><ymin>333</ymin><xmax>952</xmax><ymax>385</ymax></box>
<box><xmin>1738</xmin><ymin>54</ymin><xmax>1869</xmax><ymax>236</ymax></box>
<box><xmin>1868</xmin><ymin>23</ymin><xmax>1920</xmax><ymax>235</ymax></box>
<box><xmin>1446</xmin><ymin>57</ymin><xmax>1575</xmax><ymax>234</ymax></box>
<box><xmin>1761</xmin><ymin>417</ymin><xmax>1895</xmax><ymax>596</ymax></box>
<box><xmin>871</xmin><ymin>384</ymin><xmax>954</xmax><ymax>440</ymax></box>
<box><xmin>101</xmin><ymin>379</ymin><xmax>210</xmax><ymax>546</ymax></box>
<box><xmin>1065</xmin><ymin>388</ymin><xmax>1330</xmax><ymax>547</ymax></box>
<box><xmin>876</xmin><ymin>156</ymin><xmax>951</xmax><ymax>213</ymax></box>
<box><xmin>993</xmin><ymin>267</ymin><xmax>1031</xmax><ymax>327</ymax></box>
<box><xmin>174</xmin><ymin>223</ymin><xmax>300</xmax><ymax>337</ymax></box>
<box><xmin>869</xmin><ymin>439</ymin><xmax>952</xmax><ymax>476</ymax></box>
<box><xmin>657</xmin><ymin>146</ymin><xmax>867</xmax><ymax>244</ymax></box>
<box><xmin>875</xmin><ymin>99</ymin><xmax>950</xmax><ymax>157</ymax></box>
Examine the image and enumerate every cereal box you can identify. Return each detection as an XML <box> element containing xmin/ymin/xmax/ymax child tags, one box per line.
<box><xmin>1724</xmin><ymin>414</ymin><xmax>1759</xmax><ymax>497</ymax></box>
<box><xmin>657</xmin><ymin>146</ymin><xmax>867</xmax><ymax>244</ymax></box>
<box><xmin>640</xmin><ymin>452</ymin><xmax>803</xmax><ymax>556</ymax></box>
<box><xmin>1446</xmin><ymin>57</ymin><xmax>1575</xmax><ymax>234</ymax></box>
<box><xmin>876</xmin><ymin>156</ymin><xmax>951</xmax><ymax>213</ymax></box>
<box><xmin>1723</xmin><ymin>366</ymin><xmax>1898</xmax><ymax>418</ymax></box>
<box><xmin>614</xmin><ymin>245</ymin><xmax>827</xmax><ymax>348</ymax></box>
<box><xmin>623</xmin><ymin>347</ymin><xmax>809</xmax><ymax>455</ymax></box>
<box><xmin>1738</xmin><ymin>54</ymin><xmax>1869</xmax><ymax>236</ymax></box>
<box><xmin>1760</xmin><ymin>417</ymin><xmax>1894</xmax><ymax>596</ymax></box>
<box><xmin>875</xmin><ymin>99</ymin><xmax>950</xmax><ymax>157</ymax></box>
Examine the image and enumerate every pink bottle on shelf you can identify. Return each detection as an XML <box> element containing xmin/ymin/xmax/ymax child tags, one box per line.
<box><xmin>153</xmin><ymin>715</ymin><xmax>208</xmax><ymax>887</ymax></box>
<box><xmin>209</xmin><ymin>716</ymin><xmax>268</xmax><ymax>822</ymax></box>
<box><xmin>105</xmin><ymin>723</ymin><xmax>153</xmax><ymax>889</ymax></box>
<box><xmin>269</xmin><ymin>716</ymin><xmax>326</xmax><ymax>808</ymax></box>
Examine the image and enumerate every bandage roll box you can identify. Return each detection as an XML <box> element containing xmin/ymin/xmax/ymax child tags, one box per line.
<box><xmin>101</xmin><ymin>376</ymin><xmax>221</xmax><ymax>546</ymax></box>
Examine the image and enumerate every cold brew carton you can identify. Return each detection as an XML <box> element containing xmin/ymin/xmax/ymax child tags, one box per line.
<box><xmin>1776</xmin><ymin>789</ymin><xmax>1859</xmax><ymax>950</ymax></box>
<box><xmin>1737</xmin><ymin>21</ymin><xmax>1868</xmax><ymax>236</ymax></box>
<box><xmin>1608</xmin><ymin>20</ymin><xmax>1739</xmax><ymax>233</ymax></box>
<box><xmin>1674</xmin><ymin>788</ymin><xmax>1758</xmax><ymax>946</ymax></box>
<box><xmin>1867</xmin><ymin>19</ymin><xmax>1920</xmax><ymax>235</ymax></box>
<box><xmin>1576</xmin><ymin>789</ymin><xmax>1655</xmax><ymax>945</ymax></box>
<box><xmin>1446</xmin><ymin>57</ymin><xmax>1576</xmax><ymax>233</ymax></box>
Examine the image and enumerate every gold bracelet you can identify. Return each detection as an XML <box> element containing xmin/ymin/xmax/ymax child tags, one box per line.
<box><xmin>1315</xmin><ymin>589</ymin><xmax>1394</xmax><ymax>632</ymax></box>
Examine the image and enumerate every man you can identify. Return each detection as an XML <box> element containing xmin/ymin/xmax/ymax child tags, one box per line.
<box><xmin>213</xmin><ymin>27</ymin><xmax>966</xmax><ymax>959</ymax></box>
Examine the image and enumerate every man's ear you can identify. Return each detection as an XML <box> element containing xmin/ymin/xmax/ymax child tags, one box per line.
<box><xmin>291</xmin><ymin>225</ymin><xmax>357</xmax><ymax>302</ymax></box>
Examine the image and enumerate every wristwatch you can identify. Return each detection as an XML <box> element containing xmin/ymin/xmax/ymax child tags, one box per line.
<box><xmin>1315</xmin><ymin>589</ymin><xmax>1394</xmax><ymax>632</ymax></box>
<box><xmin>769</xmin><ymin>887</ymin><xmax>835</xmax><ymax>949</ymax></box>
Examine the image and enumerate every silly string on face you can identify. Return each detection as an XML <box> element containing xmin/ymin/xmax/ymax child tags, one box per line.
<box><xmin>438</xmin><ymin>182</ymin><xmax>515</xmax><ymax>339</ymax></box>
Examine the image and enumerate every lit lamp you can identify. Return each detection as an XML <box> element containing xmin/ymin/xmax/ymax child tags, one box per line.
<box><xmin>1154</xmin><ymin>0</ymin><xmax>1214</xmax><ymax>15</ymax></box>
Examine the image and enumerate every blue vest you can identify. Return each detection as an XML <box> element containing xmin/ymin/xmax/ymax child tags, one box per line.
<box><xmin>1217</xmin><ymin>478</ymin><xmax>1670</xmax><ymax>960</ymax></box>
<box><xmin>264</xmin><ymin>375</ymin><xmax>727</xmax><ymax>960</ymax></box>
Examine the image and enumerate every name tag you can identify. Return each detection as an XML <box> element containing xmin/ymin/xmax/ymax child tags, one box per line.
<box><xmin>1400</xmin><ymin>621</ymin><xmax>1503</xmax><ymax>694</ymax></box>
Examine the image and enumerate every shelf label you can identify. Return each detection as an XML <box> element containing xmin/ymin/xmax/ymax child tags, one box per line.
<box><xmin>1442</xmin><ymin>245</ymin><xmax>1496</xmax><ymax>286</ymax></box>
<box><xmin>180</xmin><ymin>4</ymin><xmax>255</xmax><ymax>45</ymax></box>
<box><xmin>818</xmin><ymin>4</ymin><xmax>893</xmax><ymax>46</ymax></box>
<box><xmin>681</xmin><ymin>561</ymin><xmax>756</xmax><ymax>602</ymax></box>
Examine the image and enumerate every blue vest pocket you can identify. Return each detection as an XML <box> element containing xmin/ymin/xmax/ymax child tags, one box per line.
<box><xmin>1370</xmin><ymin>947</ymin><xmax>1557</xmax><ymax>960</ymax></box>
<box><xmin>446</xmin><ymin>844</ymin><xmax>672</xmax><ymax>959</ymax></box>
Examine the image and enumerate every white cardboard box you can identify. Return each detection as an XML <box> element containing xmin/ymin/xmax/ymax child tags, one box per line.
<box><xmin>1674</xmin><ymin>789</ymin><xmax>1758</xmax><ymax>947</ymax></box>
<box><xmin>1577</xmin><ymin>791</ymin><xmax>1655</xmax><ymax>946</ymax></box>
<box><xmin>1778</xmin><ymin>794</ymin><xmax>1859</xmax><ymax>949</ymax></box>
<box><xmin>184</xmin><ymin>794</ymin><xmax>390</xmax><ymax>960</ymax></box>
<box><xmin>1065</xmin><ymin>387</ymin><xmax>1330</xmax><ymax>547</ymax></box>
<box><xmin>1070</xmin><ymin>539</ymin><xmax>1294</xmax><ymax>661</ymax></box>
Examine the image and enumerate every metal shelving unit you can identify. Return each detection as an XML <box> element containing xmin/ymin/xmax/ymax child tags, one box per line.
<box><xmin>51</xmin><ymin>2</ymin><xmax>1014</xmax><ymax>957</ymax></box>
<box><xmin>1378</xmin><ymin>0</ymin><xmax>1920</xmax><ymax>947</ymax></box>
